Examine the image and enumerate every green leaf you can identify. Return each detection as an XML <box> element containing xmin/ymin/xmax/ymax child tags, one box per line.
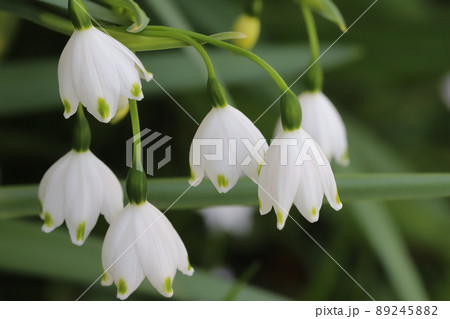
<box><xmin>0</xmin><ymin>0</ymin><xmax>74</xmax><ymax>35</ymax></box>
<box><xmin>340</xmin><ymin>117</ymin><xmax>431</xmax><ymax>301</ymax></box>
<box><xmin>105</xmin><ymin>27</ymin><xmax>246</xmax><ymax>51</ymax></box>
<box><xmin>99</xmin><ymin>0</ymin><xmax>150</xmax><ymax>32</ymax></box>
<box><xmin>0</xmin><ymin>219</ymin><xmax>287</xmax><ymax>300</ymax></box>
<box><xmin>1</xmin><ymin>173</ymin><xmax>449</xmax><ymax>220</ymax></box>
<box><xmin>301</xmin><ymin>0</ymin><xmax>346</xmax><ymax>31</ymax></box>
<box><xmin>0</xmin><ymin>11</ymin><xmax>20</xmax><ymax>58</ymax></box>
<box><xmin>35</xmin><ymin>0</ymin><xmax>129</xmax><ymax>25</ymax></box>
<box><xmin>350</xmin><ymin>201</ymin><xmax>428</xmax><ymax>300</ymax></box>
<box><xmin>223</xmin><ymin>261</ymin><xmax>262</xmax><ymax>301</ymax></box>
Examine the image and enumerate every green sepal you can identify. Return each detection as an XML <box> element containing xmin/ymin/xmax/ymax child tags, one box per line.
<box><xmin>280</xmin><ymin>90</ymin><xmax>302</xmax><ymax>131</ymax></box>
<box><xmin>72</xmin><ymin>105</ymin><xmax>91</xmax><ymax>152</ymax></box>
<box><xmin>207</xmin><ymin>77</ymin><xmax>228</xmax><ymax>108</ymax></box>
<box><xmin>126</xmin><ymin>167</ymin><xmax>147</xmax><ymax>205</ymax></box>
<box><xmin>68</xmin><ymin>0</ymin><xmax>92</xmax><ymax>30</ymax></box>
<box><xmin>245</xmin><ymin>0</ymin><xmax>263</xmax><ymax>18</ymax></box>
<box><xmin>304</xmin><ymin>62</ymin><xmax>323</xmax><ymax>92</ymax></box>
<box><xmin>300</xmin><ymin>0</ymin><xmax>346</xmax><ymax>31</ymax></box>
<box><xmin>99</xmin><ymin>0</ymin><xmax>149</xmax><ymax>33</ymax></box>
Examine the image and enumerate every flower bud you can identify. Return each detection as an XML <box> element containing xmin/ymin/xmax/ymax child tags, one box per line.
<box><xmin>232</xmin><ymin>14</ymin><xmax>261</xmax><ymax>50</ymax></box>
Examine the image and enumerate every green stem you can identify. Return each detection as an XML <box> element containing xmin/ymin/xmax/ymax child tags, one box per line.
<box><xmin>129</xmin><ymin>99</ymin><xmax>142</xmax><ymax>171</ymax></box>
<box><xmin>148</xmin><ymin>30</ymin><xmax>216</xmax><ymax>78</ymax></box>
<box><xmin>150</xmin><ymin>30</ymin><xmax>228</xmax><ymax>107</ymax></box>
<box><xmin>299</xmin><ymin>1</ymin><xmax>323</xmax><ymax>91</ymax></box>
<box><xmin>126</xmin><ymin>99</ymin><xmax>147</xmax><ymax>205</ymax></box>
<box><xmin>145</xmin><ymin>26</ymin><xmax>290</xmax><ymax>92</ymax></box>
<box><xmin>72</xmin><ymin>105</ymin><xmax>91</xmax><ymax>152</ymax></box>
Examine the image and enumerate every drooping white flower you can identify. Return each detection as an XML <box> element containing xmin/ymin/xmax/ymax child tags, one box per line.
<box><xmin>258</xmin><ymin>128</ymin><xmax>342</xmax><ymax>229</ymax></box>
<box><xmin>189</xmin><ymin>105</ymin><xmax>268</xmax><ymax>193</ymax></box>
<box><xmin>101</xmin><ymin>201</ymin><xmax>193</xmax><ymax>299</ymax></box>
<box><xmin>58</xmin><ymin>26</ymin><xmax>152</xmax><ymax>123</ymax></box>
<box><xmin>274</xmin><ymin>91</ymin><xmax>349</xmax><ymax>166</ymax></box>
<box><xmin>199</xmin><ymin>205</ymin><xmax>254</xmax><ymax>236</ymax></box>
<box><xmin>38</xmin><ymin>150</ymin><xmax>123</xmax><ymax>245</ymax></box>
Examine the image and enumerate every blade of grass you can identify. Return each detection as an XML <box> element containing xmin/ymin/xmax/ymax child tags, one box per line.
<box><xmin>1</xmin><ymin>173</ymin><xmax>449</xmax><ymax>219</ymax></box>
<box><xmin>0</xmin><ymin>219</ymin><xmax>287</xmax><ymax>300</ymax></box>
<box><xmin>350</xmin><ymin>201</ymin><xmax>428</xmax><ymax>300</ymax></box>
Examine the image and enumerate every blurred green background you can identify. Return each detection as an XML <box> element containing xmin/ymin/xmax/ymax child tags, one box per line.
<box><xmin>0</xmin><ymin>0</ymin><xmax>449</xmax><ymax>300</ymax></box>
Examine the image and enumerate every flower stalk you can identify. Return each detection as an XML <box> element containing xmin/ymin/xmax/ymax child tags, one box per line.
<box><xmin>68</xmin><ymin>0</ymin><xmax>92</xmax><ymax>30</ymax></box>
<box><xmin>145</xmin><ymin>26</ymin><xmax>289</xmax><ymax>93</ymax></box>
<box><xmin>299</xmin><ymin>0</ymin><xmax>323</xmax><ymax>92</ymax></box>
<box><xmin>148</xmin><ymin>30</ymin><xmax>228</xmax><ymax>108</ymax></box>
<box><xmin>126</xmin><ymin>99</ymin><xmax>147</xmax><ymax>205</ymax></box>
<box><xmin>146</xmin><ymin>26</ymin><xmax>301</xmax><ymax>130</ymax></box>
<box><xmin>72</xmin><ymin>105</ymin><xmax>91</xmax><ymax>152</ymax></box>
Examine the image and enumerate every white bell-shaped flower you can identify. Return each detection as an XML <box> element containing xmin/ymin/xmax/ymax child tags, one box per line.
<box><xmin>38</xmin><ymin>150</ymin><xmax>123</xmax><ymax>245</ymax></box>
<box><xmin>101</xmin><ymin>201</ymin><xmax>194</xmax><ymax>299</ymax></box>
<box><xmin>274</xmin><ymin>91</ymin><xmax>349</xmax><ymax>166</ymax></box>
<box><xmin>58</xmin><ymin>26</ymin><xmax>152</xmax><ymax>123</ymax></box>
<box><xmin>199</xmin><ymin>205</ymin><xmax>254</xmax><ymax>236</ymax></box>
<box><xmin>189</xmin><ymin>105</ymin><xmax>268</xmax><ymax>193</ymax></box>
<box><xmin>258</xmin><ymin>128</ymin><xmax>342</xmax><ymax>229</ymax></box>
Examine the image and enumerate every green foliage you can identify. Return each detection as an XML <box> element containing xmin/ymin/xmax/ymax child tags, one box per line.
<box><xmin>0</xmin><ymin>0</ymin><xmax>449</xmax><ymax>302</ymax></box>
<box><xmin>300</xmin><ymin>0</ymin><xmax>346</xmax><ymax>31</ymax></box>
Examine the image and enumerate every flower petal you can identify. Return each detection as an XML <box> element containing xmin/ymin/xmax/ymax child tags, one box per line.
<box><xmin>294</xmin><ymin>160</ymin><xmax>324</xmax><ymax>223</ymax></box>
<box><xmin>134</xmin><ymin>202</ymin><xmax>178</xmax><ymax>297</ymax></box>
<box><xmin>63</xmin><ymin>151</ymin><xmax>103</xmax><ymax>245</ymax></box>
<box><xmin>39</xmin><ymin>151</ymin><xmax>73</xmax><ymax>232</ymax></box>
<box><xmin>102</xmin><ymin>205</ymin><xmax>145</xmax><ymax>300</ymax></box>
<box><xmin>57</xmin><ymin>34</ymin><xmax>80</xmax><ymax>119</ymax></box>
<box><xmin>91</xmin><ymin>155</ymin><xmax>124</xmax><ymax>224</ymax></box>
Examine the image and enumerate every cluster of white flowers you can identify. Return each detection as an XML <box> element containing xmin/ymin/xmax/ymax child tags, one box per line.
<box><xmin>190</xmin><ymin>96</ymin><xmax>347</xmax><ymax>230</ymax></box>
<box><xmin>39</xmin><ymin>15</ymin><xmax>192</xmax><ymax>300</ymax></box>
<box><xmin>39</xmin><ymin>0</ymin><xmax>350</xmax><ymax>300</ymax></box>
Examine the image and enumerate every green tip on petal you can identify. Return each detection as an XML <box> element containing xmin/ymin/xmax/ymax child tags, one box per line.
<box><xmin>118</xmin><ymin>278</ymin><xmax>127</xmax><ymax>295</ymax></box>
<box><xmin>63</xmin><ymin>99</ymin><xmax>71</xmax><ymax>114</ymax></box>
<box><xmin>43</xmin><ymin>212</ymin><xmax>53</xmax><ymax>228</ymax></box>
<box><xmin>217</xmin><ymin>174</ymin><xmax>229</xmax><ymax>188</ymax></box>
<box><xmin>187</xmin><ymin>256</ymin><xmax>192</xmax><ymax>271</ymax></box>
<box><xmin>276</xmin><ymin>210</ymin><xmax>284</xmax><ymax>226</ymax></box>
<box><xmin>257</xmin><ymin>163</ymin><xmax>262</xmax><ymax>176</ymax></box>
<box><xmin>258</xmin><ymin>197</ymin><xmax>262</xmax><ymax>210</ymax></box>
<box><xmin>189</xmin><ymin>166</ymin><xmax>195</xmax><ymax>181</ymax></box>
<box><xmin>76</xmin><ymin>221</ymin><xmax>86</xmax><ymax>242</ymax></box>
<box><xmin>131</xmin><ymin>82</ymin><xmax>141</xmax><ymax>97</ymax></box>
<box><xmin>101</xmin><ymin>271</ymin><xmax>108</xmax><ymax>283</ymax></box>
<box><xmin>312</xmin><ymin>207</ymin><xmax>317</xmax><ymax>216</ymax></box>
<box><xmin>336</xmin><ymin>192</ymin><xmax>342</xmax><ymax>205</ymax></box>
<box><xmin>341</xmin><ymin>149</ymin><xmax>349</xmax><ymax>163</ymax></box>
<box><xmin>97</xmin><ymin>98</ymin><xmax>110</xmax><ymax>120</ymax></box>
<box><xmin>163</xmin><ymin>277</ymin><xmax>173</xmax><ymax>295</ymax></box>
